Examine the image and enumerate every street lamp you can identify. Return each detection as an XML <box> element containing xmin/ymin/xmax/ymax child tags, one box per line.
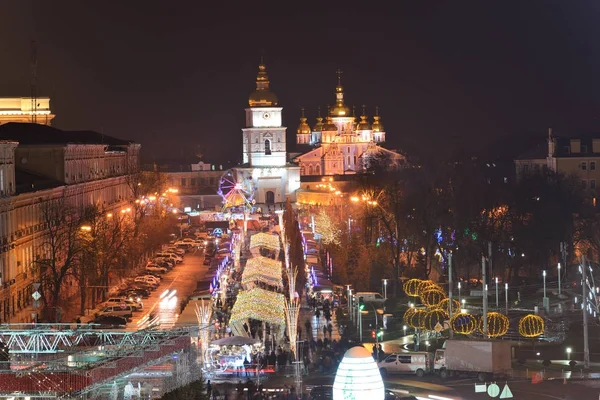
<box><xmin>495</xmin><ymin>277</ymin><xmax>499</xmax><ymax>309</ymax></box>
<box><xmin>382</xmin><ymin>279</ymin><xmax>388</xmax><ymax>300</ymax></box>
<box><xmin>543</xmin><ymin>270</ymin><xmax>549</xmax><ymax>312</ymax></box>
<box><xmin>458</xmin><ymin>282</ymin><xmax>462</xmax><ymax>305</ymax></box>
<box><xmin>566</xmin><ymin>347</ymin><xmax>572</xmax><ymax>360</ymax></box>
<box><xmin>505</xmin><ymin>283</ymin><xmax>509</xmax><ymax>314</ymax></box>
<box><xmin>403</xmin><ymin>325</ymin><xmax>407</xmax><ymax>336</ymax></box>
<box><xmin>557</xmin><ymin>263</ymin><xmax>562</xmax><ymax>296</ymax></box>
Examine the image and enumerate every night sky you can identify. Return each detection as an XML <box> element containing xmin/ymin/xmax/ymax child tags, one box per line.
<box><xmin>1</xmin><ymin>1</ymin><xmax>600</xmax><ymax>163</ymax></box>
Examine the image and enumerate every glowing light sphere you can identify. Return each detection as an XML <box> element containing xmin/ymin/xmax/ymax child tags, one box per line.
<box><xmin>333</xmin><ymin>346</ymin><xmax>385</xmax><ymax>400</ymax></box>
<box><xmin>403</xmin><ymin>307</ymin><xmax>417</xmax><ymax>325</ymax></box>
<box><xmin>420</xmin><ymin>280</ymin><xmax>442</xmax><ymax>293</ymax></box>
<box><xmin>438</xmin><ymin>298</ymin><xmax>461</xmax><ymax>315</ymax></box>
<box><xmin>408</xmin><ymin>309</ymin><xmax>427</xmax><ymax>329</ymax></box>
<box><xmin>519</xmin><ymin>314</ymin><xmax>545</xmax><ymax>338</ymax></box>
<box><xmin>420</xmin><ymin>288</ymin><xmax>446</xmax><ymax>307</ymax></box>
<box><xmin>403</xmin><ymin>279</ymin><xmax>423</xmax><ymax>297</ymax></box>
<box><xmin>450</xmin><ymin>312</ymin><xmax>477</xmax><ymax>335</ymax></box>
<box><xmin>423</xmin><ymin>308</ymin><xmax>447</xmax><ymax>331</ymax></box>
<box><xmin>478</xmin><ymin>312</ymin><xmax>510</xmax><ymax>337</ymax></box>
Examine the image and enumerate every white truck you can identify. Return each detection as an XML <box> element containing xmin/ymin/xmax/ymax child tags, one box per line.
<box><xmin>433</xmin><ymin>339</ymin><xmax>512</xmax><ymax>382</ymax></box>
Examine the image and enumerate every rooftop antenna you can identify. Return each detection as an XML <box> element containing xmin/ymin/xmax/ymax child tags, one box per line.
<box><xmin>30</xmin><ymin>40</ymin><xmax>37</xmax><ymax>124</ymax></box>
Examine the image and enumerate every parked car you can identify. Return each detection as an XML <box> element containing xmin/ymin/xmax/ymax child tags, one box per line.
<box><xmin>145</xmin><ymin>265</ymin><xmax>167</xmax><ymax>274</ymax></box>
<box><xmin>118</xmin><ymin>287</ymin><xmax>150</xmax><ymax>299</ymax></box>
<box><xmin>385</xmin><ymin>390</ymin><xmax>417</xmax><ymax>400</ymax></box>
<box><xmin>135</xmin><ymin>276</ymin><xmax>160</xmax><ymax>287</ymax></box>
<box><xmin>103</xmin><ymin>297</ymin><xmax>143</xmax><ymax>311</ymax></box>
<box><xmin>89</xmin><ymin>315</ymin><xmax>127</xmax><ymax>329</ymax></box>
<box><xmin>378</xmin><ymin>352</ymin><xmax>431</xmax><ymax>378</ymax></box>
<box><xmin>166</xmin><ymin>246</ymin><xmax>185</xmax><ymax>256</ymax></box>
<box><xmin>98</xmin><ymin>305</ymin><xmax>134</xmax><ymax>318</ymax></box>
<box><xmin>155</xmin><ymin>252</ymin><xmax>182</xmax><ymax>264</ymax></box>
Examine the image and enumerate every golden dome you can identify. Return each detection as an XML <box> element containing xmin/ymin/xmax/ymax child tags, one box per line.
<box><xmin>248</xmin><ymin>61</ymin><xmax>278</xmax><ymax>107</ymax></box>
<box><xmin>297</xmin><ymin>108</ymin><xmax>311</xmax><ymax>135</ymax></box>
<box><xmin>323</xmin><ymin>115</ymin><xmax>338</xmax><ymax>132</ymax></box>
<box><xmin>356</xmin><ymin>105</ymin><xmax>371</xmax><ymax>130</ymax></box>
<box><xmin>313</xmin><ymin>106</ymin><xmax>324</xmax><ymax>132</ymax></box>
<box><xmin>372</xmin><ymin>106</ymin><xmax>384</xmax><ymax>132</ymax></box>
<box><xmin>330</xmin><ymin>69</ymin><xmax>351</xmax><ymax>117</ymax></box>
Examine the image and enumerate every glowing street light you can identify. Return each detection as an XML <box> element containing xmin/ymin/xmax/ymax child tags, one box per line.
<box><xmin>558</xmin><ymin>263</ymin><xmax>562</xmax><ymax>296</ymax></box>
<box><xmin>80</xmin><ymin>225</ymin><xmax>92</xmax><ymax>232</ymax></box>
<box><xmin>543</xmin><ymin>270</ymin><xmax>549</xmax><ymax>312</ymax></box>
<box><xmin>566</xmin><ymin>347</ymin><xmax>572</xmax><ymax>360</ymax></box>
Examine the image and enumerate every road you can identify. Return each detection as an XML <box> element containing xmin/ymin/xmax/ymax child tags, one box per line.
<box><xmin>131</xmin><ymin>248</ymin><xmax>208</xmax><ymax>330</ymax></box>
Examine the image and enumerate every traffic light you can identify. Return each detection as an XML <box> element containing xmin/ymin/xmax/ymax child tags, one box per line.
<box><xmin>359</xmin><ymin>297</ymin><xmax>365</xmax><ymax>311</ymax></box>
<box><xmin>371</xmin><ymin>330</ymin><xmax>376</xmax><ymax>338</ymax></box>
<box><xmin>376</xmin><ymin>329</ymin><xmax>384</xmax><ymax>338</ymax></box>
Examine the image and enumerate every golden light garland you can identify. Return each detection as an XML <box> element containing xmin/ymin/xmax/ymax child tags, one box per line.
<box><xmin>518</xmin><ymin>314</ymin><xmax>545</xmax><ymax>338</ymax></box>
<box><xmin>242</xmin><ymin>256</ymin><xmax>283</xmax><ymax>288</ymax></box>
<box><xmin>249</xmin><ymin>232</ymin><xmax>281</xmax><ymax>250</ymax></box>
<box><xmin>229</xmin><ymin>288</ymin><xmax>286</xmax><ymax>326</ymax></box>
<box><xmin>478</xmin><ymin>312</ymin><xmax>510</xmax><ymax>338</ymax></box>
<box><xmin>438</xmin><ymin>298</ymin><xmax>461</xmax><ymax>315</ymax></box>
<box><xmin>450</xmin><ymin>312</ymin><xmax>477</xmax><ymax>335</ymax></box>
<box><xmin>423</xmin><ymin>308</ymin><xmax>447</xmax><ymax>331</ymax></box>
<box><xmin>420</xmin><ymin>280</ymin><xmax>442</xmax><ymax>293</ymax></box>
<box><xmin>403</xmin><ymin>307</ymin><xmax>417</xmax><ymax>325</ymax></box>
<box><xmin>403</xmin><ymin>279</ymin><xmax>423</xmax><ymax>297</ymax></box>
<box><xmin>420</xmin><ymin>288</ymin><xmax>447</xmax><ymax>307</ymax></box>
<box><xmin>408</xmin><ymin>309</ymin><xmax>427</xmax><ymax>329</ymax></box>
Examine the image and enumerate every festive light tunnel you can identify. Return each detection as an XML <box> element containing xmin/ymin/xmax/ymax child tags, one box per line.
<box><xmin>408</xmin><ymin>309</ymin><xmax>427</xmax><ymax>329</ymax></box>
<box><xmin>438</xmin><ymin>298</ymin><xmax>460</xmax><ymax>315</ymax></box>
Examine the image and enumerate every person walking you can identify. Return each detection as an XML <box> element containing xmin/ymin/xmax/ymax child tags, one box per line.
<box><xmin>207</xmin><ymin>380</ymin><xmax>213</xmax><ymax>399</ymax></box>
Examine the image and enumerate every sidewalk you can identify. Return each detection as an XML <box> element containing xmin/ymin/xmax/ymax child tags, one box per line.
<box><xmin>298</xmin><ymin>305</ymin><xmax>341</xmax><ymax>342</ymax></box>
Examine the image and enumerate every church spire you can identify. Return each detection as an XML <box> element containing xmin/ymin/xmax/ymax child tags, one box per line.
<box><xmin>248</xmin><ymin>58</ymin><xmax>278</xmax><ymax>107</ymax></box>
<box><xmin>330</xmin><ymin>69</ymin><xmax>350</xmax><ymax>117</ymax></box>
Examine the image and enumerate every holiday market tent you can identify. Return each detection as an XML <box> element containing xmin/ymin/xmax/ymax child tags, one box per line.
<box><xmin>228</xmin><ymin>288</ymin><xmax>286</xmax><ymax>338</ymax></box>
<box><xmin>249</xmin><ymin>232</ymin><xmax>280</xmax><ymax>250</ymax></box>
<box><xmin>241</xmin><ymin>256</ymin><xmax>283</xmax><ymax>289</ymax></box>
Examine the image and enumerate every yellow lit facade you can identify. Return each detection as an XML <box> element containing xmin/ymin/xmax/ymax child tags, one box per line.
<box><xmin>0</xmin><ymin>97</ymin><xmax>55</xmax><ymax>126</ymax></box>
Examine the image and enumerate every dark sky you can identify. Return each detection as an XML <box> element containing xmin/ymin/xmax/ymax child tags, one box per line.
<box><xmin>2</xmin><ymin>1</ymin><xmax>600</xmax><ymax>163</ymax></box>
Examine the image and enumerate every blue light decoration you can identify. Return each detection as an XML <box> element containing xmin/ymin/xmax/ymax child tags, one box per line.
<box><xmin>311</xmin><ymin>266</ymin><xmax>318</xmax><ymax>287</ymax></box>
<box><xmin>435</xmin><ymin>227</ymin><xmax>443</xmax><ymax>244</ymax></box>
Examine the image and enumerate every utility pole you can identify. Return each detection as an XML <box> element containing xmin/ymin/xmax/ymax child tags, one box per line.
<box><xmin>448</xmin><ymin>252</ymin><xmax>454</xmax><ymax>339</ymax></box>
<box><xmin>482</xmin><ymin>255</ymin><xmax>488</xmax><ymax>337</ymax></box>
<box><xmin>582</xmin><ymin>256</ymin><xmax>590</xmax><ymax>368</ymax></box>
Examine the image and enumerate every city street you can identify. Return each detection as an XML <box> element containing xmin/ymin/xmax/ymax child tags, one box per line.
<box><xmin>131</xmin><ymin>249</ymin><xmax>208</xmax><ymax>330</ymax></box>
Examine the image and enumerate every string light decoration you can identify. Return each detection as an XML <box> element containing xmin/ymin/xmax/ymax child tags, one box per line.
<box><xmin>420</xmin><ymin>288</ymin><xmax>447</xmax><ymax>307</ymax></box>
<box><xmin>423</xmin><ymin>308</ymin><xmax>447</xmax><ymax>331</ymax></box>
<box><xmin>438</xmin><ymin>298</ymin><xmax>461</xmax><ymax>315</ymax></box>
<box><xmin>478</xmin><ymin>312</ymin><xmax>510</xmax><ymax>337</ymax></box>
<box><xmin>518</xmin><ymin>314</ymin><xmax>545</xmax><ymax>338</ymax></box>
<box><xmin>403</xmin><ymin>279</ymin><xmax>424</xmax><ymax>297</ymax></box>
<box><xmin>420</xmin><ymin>280</ymin><xmax>442</xmax><ymax>293</ymax></box>
<box><xmin>408</xmin><ymin>309</ymin><xmax>427</xmax><ymax>329</ymax></box>
<box><xmin>241</xmin><ymin>256</ymin><xmax>283</xmax><ymax>289</ymax></box>
<box><xmin>450</xmin><ymin>312</ymin><xmax>477</xmax><ymax>335</ymax></box>
<box><xmin>249</xmin><ymin>232</ymin><xmax>281</xmax><ymax>250</ymax></box>
<box><xmin>403</xmin><ymin>307</ymin><xmax>417</xmax><ymax>325</ymax></box>
<box><xmin>229</xmin><ymin>288</ymin><xmax>286</xmax><ymax>334</ymax></box>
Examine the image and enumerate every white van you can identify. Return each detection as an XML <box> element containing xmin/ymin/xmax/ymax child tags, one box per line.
<box><xmin>356</xmin><ymin>292</ymin><xmax>386</xmax><ymax>306</ymax></box>
<box><xmin>98</xmin><ymin>305</ymin><xmax>134</xmax><ymax>318</ymax></box>
<box><xmin>378</xmin><ymin>352</ymin><xmax>432</xmax><ymax>378</ymax></box>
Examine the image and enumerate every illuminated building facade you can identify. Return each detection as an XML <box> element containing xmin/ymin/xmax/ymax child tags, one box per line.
<box><xmin>0</xmin><ymin>123</ymin><xmax>139</xmax><ymax>323</ymax></box>
<box><xmin>0</xmin><ymin>97</ymin><xmax>55</xmax><ymax>126</ymax></box>
<box><xmin>234</xmin><ymin>61</ymin><xmax>300</xmax><ymax>207</ymax></box>
<box><xmin>294</xmin><ymin>72</ymin><xmax>405</xmax><ymax>176</ymax></box>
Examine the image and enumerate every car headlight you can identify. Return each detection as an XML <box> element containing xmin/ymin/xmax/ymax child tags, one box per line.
<box><xmin>137</xmin><ymin>297</ymin><xmax>141</xmax><ymax>302</ymax></box>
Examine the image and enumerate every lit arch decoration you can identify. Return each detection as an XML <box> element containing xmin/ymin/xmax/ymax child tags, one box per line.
<box><xmin>403</xmin><ymin>307</ymin><xmax>417</xmax><ymax>325</ymax></box>
<box><xmin>438</xmin><ymin>298</ymin><xmax>461</xmax><ymax>316</ymax></box>
<box><xmin>478</xmin><ymin>312</ymin><xmax>510</xmax><ymax>338</ymax></box>
<box><xmin>229</xmin><ymin>288</ymin><xmax>286</xmax><ymax>337</ymax></box>
<box><xmin>403</xmin><ymin>279</ymin><xmax>423</xmax><ymax>297</ymax></box>
<box><xmin>420</xmin><ymin>288</ymin><xmax>446</xmax><ymax>307</ymax></box>
<box><xmin>241</xmin><ymin>256</ymin><xmax>283</xmax><ymax>289</ymax></box>
<box><xmin>450</xmin><ymin>313</ymin><xmax>477</xmax><ymax>335</ymax></box>
<box><xmin>423</xmin><ymin>308</ymin><xmax>447</xmax><ymax>331</ymax></box>
<box><xmin>408</xmin><ymin>309</ymin><xmax>427</xmax><ymax>329</ymax></box>
<box><xmin>518</xmin><ymin>314</ymin><xmax>545</xmax><ymax>338</ymax></box>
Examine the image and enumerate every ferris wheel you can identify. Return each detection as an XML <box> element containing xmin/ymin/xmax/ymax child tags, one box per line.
<box><xmin>217</xmin><ymin>169</ymin><xmax>255</xmax><ymax>210</ymax></box>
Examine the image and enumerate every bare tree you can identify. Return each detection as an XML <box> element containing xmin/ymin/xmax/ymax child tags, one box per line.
<box><xmin>125</xmin><ymin>160</ymin><xmax>166</xmax><ymax>235</ymax></box>
<box><xmin>34</xmin><ymin>196</ymin><xmax>84</xmax><ymax>321</ymax></box>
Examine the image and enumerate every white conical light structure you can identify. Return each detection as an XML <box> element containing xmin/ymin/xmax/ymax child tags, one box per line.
<box><xmin>333</xmin><ymin>346</ymin><xmax>385</xmax><ymax>400</ymax></box>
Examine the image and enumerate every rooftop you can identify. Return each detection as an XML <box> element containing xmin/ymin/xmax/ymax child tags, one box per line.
<box><xmin>0</xmin><ymin>123</ymin><xmax>132</xmax><ymax>146</ymax></box>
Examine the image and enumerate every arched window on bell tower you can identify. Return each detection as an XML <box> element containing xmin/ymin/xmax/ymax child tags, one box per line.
<box><xmin>265</xmin><ymin>139</ymin><xmax>272</xmax><ymax>155</ymax></box>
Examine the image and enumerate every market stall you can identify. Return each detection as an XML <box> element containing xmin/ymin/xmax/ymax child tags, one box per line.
<box><xmin>228</xmin><ymin>288</ymin><xmax>286</xmax><ymax>341</ymax></box>
<box><xmin>249</xmin><ymin>232</ymin><xmax>281</xmax><ymax>258</ymax></box>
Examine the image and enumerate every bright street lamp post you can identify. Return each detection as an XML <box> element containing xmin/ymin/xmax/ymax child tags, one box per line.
<box><xmin>558</xmin><ymin>263</ymin><xmax>562</xmax><ymax>296</ymax></box>
<box><xmin>566</xmin><ymin>347</ymin><xmax>572</xmax><ymax>360</ymax></box>
<box><xmin>458</xmin><ymin>282</ymin><xmax>461</xmax><ymax>305</ymax></box>
<box><xmin>505</xmin><ymin>283</ymin><xmax>509</xmax><ymax>314</ymax></box>
<box><xmin>543</xmin><ymin>270</ymin><xmax>549</xmax><ymax>312</ymax></box>
<box><xmin>495</xmin><ymin>277</ymin><xmax>499</xmax><ymax>309</ymax></box>
<box><xmin>382</xmin><ymin>279</ymin><xmax>388</xmax><ymax>300</ymax></box>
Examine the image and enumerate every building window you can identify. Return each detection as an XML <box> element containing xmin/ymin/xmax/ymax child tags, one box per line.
<box><xmin>592</xmin><ymin>180</ymin><xmax>597</xmax><ymax>189</ymax></box>
<box><xmin>181</xmin><ymin>178</ymin><xmax>186</xmax><ymax>186</ymax></box>
<box><xmin>265</xmin><ymin>139</ymin><xmax>272</xmax><ymax>155</ymax></box>
<box><xmin>582</xmin><ymin>179</ymin><xmax>588</xmax><ymax>189</ymax></box>
<box><xmin>583</xmin><ymin>144</ymin><xmax>589</xmax><ymax>153</ymax></box>
<box><xmin>592</xmin><ymin>161</ymin><xmax>596</xmax><ymax>171</ymax></box>
<box><xmin>309</xmin><ymin>165</ymin><xmax>313</xmax><ymax>175</ymax></box>
<box><xmin>582</xmin><ymin>161</ymin><xmax>588</xmax><ymax>170</ymax></box>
